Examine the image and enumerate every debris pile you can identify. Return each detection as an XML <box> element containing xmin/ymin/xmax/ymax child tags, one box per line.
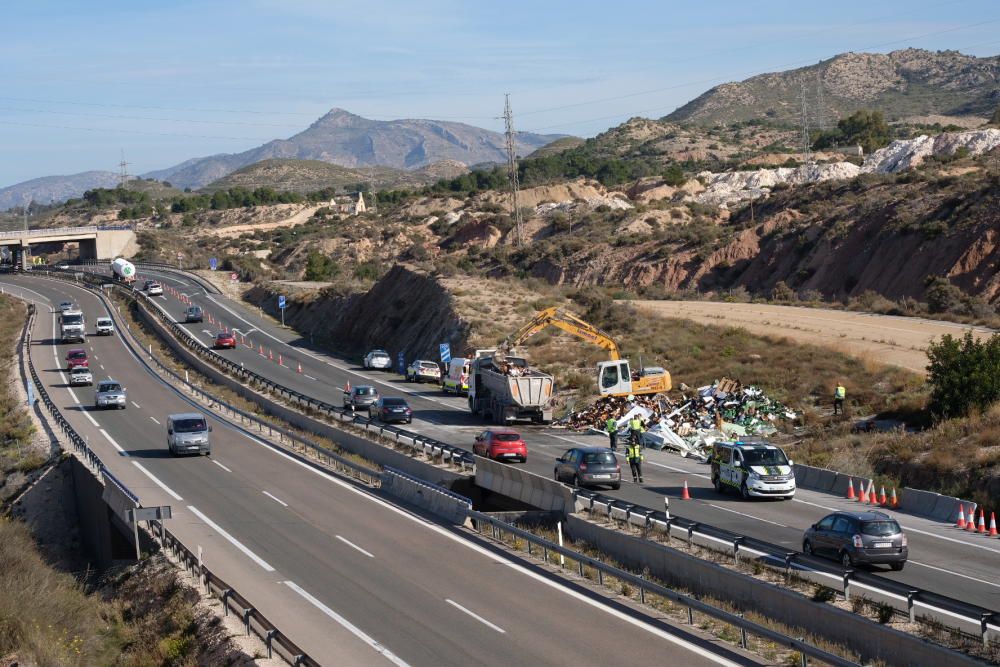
<box><xmin>561</xmin><ymin>377</ymin><xmax>797</xmax><ymax>460</ymax></box>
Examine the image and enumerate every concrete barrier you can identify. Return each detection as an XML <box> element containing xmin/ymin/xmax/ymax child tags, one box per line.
<box><xmin>926</xmin><ymin>491</ymin><xmax>976</xmax><ymax>524</ymax></box>
<box><xmin>474</xmin><ymin>456</ymin><xmax>575</xmax><ymax>513</ymax></box>
<box><xmin>793</xmin><ymin>463</ymin><xmax>874</xmax><ymax>498</ymax></box>
<box><xmin>381</xmin><ymin>467</ymin><xmax>471</xmax><ymax>524</ymax></box>
<box><xmin>565</xmin><ymin>516</ymin><xmax>982</xmax><ymax>666</ymax></box>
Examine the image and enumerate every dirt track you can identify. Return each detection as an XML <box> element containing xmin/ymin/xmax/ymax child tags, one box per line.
<box><xmin>630</xmin><ymin>301</ymin><xmax>997</xmax><ymax>376</ymax></box>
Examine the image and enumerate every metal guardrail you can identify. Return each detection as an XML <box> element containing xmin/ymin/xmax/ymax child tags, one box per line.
<box><xmin>574</xmin><ymin>489</ymin><xmax>1000</xmax><ymax>645</ymax></box>
<box><xmin>468</xmin><ymin>510</ymin><xmax>857</xmax><ymax>667</ymax></box>
<box><xmin>44</xmin><ymin>266</ymin><xmax>1000</xmax><ymax>645</ymax></box>
<box><xmin>13</xmin><ymin>280</ymin><xmax>321</xmax><ymax>667</ymax></box>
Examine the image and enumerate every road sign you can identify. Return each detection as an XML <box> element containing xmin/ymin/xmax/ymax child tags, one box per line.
<box><xmin>397</xmin><ymin>351</ymin><xmax>405</xmax><ymax>375</ymax></box>
<box><xmin>129</xmin><ymin>506</ymin><xmax>173</xmax><ymax>523</ymax></box>
<box><xmin>439</xmin><ymin>343</ymin><xmax>451</xmax><ymax>363</ymax></box>
<box><xmin>230</xmin><ymin>272</ymin><xmax>238</xmax><ymax>282</ymax></box>
<box><xmin>176</xmin><ymin>252</ymin><xmax>183</xmax><ymax>259</ymax></box>
<box><xmin>278</xmin><ymin>295</ymin><xmax>286</xmax><ymax>309</ymax></box>
<box><xmin>209</xmin><ymin>257</ymin><xmax>218</xmax><ymax>271</ymax></box>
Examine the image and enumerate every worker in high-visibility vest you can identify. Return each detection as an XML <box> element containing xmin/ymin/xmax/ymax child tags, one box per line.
<box><xmin>628</xmin><ymin>416</ymin><xmax>645</xmax><ymax>446</ymax></box>
<box><xmin>626</xmin><ymin>441</ymin><xmax>644</xmax><ymax>484</ymax></box>
<box><xmin>605</xmin><ymin>416</ymin><xmax>618</xmax><ymax>452</ymax></box>
<box><xmin>834</xmin><ymin>382</ymin><xmax>846</xmax><ymax>416</ymax></box>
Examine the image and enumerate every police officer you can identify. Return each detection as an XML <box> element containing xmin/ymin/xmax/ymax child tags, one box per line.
<box><xmin>628</xmin><ymin>415</ymin><xmax>645</xmax><ymax>446</ymax></box>
<box><xmin>834</xmin><ymin>382</ymin><xmax>846</xmax><ymax>415</ymax></box>
<box><xmin>626</xmin><ymin>440</ymin><xmax>644</xmax><ymax>484</ymax></box>
<box><xmin>605</xmin><ymin>416</ymin><xmax>618</xmax><ymax>452</ymax></box>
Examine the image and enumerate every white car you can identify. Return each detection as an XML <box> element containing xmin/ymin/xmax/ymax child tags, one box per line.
<box><xmin>59</xmin><ymin>301</ymin><xmax>75</xmax><ymax>313</ymax></box>
<box><xmin>69</xmin><ymin>366</ymin><xmax>93</xmax><ymax>386</ymax></box>
<box><xmin>146</xmin><ymin>281</ymin><xmax>163</xmax><ymax>296</ymax></box>
<box><xmin>406</xmin><ymin>360</ymin><xmax>441</xmax><ymax>383</ymax></box>
<box><xmin>95</xmin><ymin>317</ymin><xmax>114</xmax><ymax>336</ymax></box>
<box><xmin>364</xmin><ymin>349</ymin><xmax>392</xmax><ymax>370</ymax></box>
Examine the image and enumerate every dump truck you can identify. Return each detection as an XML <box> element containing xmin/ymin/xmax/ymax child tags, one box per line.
<box><xmin>468</xmin><ymin>352</ymin><xmax>554</xmax><ymax>425</ymax></box>
<box><xmin>110</xmin><ymin>257</ymin><xmax>136</xmax><ymax>284</ymax></box>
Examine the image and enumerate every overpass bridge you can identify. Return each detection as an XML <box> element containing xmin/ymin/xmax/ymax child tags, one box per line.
<box><xmin>0</xmin><ymin>225</ymin><xmax>136</xmax><ymax>267</ymax></box>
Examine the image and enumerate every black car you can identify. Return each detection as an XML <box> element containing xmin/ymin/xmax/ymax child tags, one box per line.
<box><xmin>554</xmin><ymin>447</ymin><xmax>621</xmax><ymax>490</ymax></box>
<box><xmin>802</xmin><ymin>510</ymin><xmax>908</xmax><ymax>570</ymax></box>
<box><xmin>368</xmin><ymin>397</ymin><xmax>412</xmax><ymax>424</ymax></box>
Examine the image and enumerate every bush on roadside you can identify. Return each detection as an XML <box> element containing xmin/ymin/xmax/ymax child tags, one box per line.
<box><xmin>926</xmin><ymin>332</ymin><xmax>1000</xmax><ymax>419</ymax></box>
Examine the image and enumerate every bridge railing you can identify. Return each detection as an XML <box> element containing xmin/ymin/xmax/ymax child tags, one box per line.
<box><xmin>0</xmin><ymin>225</ymin><xmax>100</xmax><ymax>239</ymax></box>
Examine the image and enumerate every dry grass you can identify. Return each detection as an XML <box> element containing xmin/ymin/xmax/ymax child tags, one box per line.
<box><xmin>0</xmin><ymin>295</ymin><xmax>40</xmax><ymax>489</ymax></box>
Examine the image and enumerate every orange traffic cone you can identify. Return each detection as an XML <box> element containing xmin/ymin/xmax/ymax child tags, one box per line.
<box><xmin>868</xmin><ymin>481</ymin><xmax>878</xmax><ymax>505</ymax></box>
<box><xmin>847</xmin><ymin>479</ymin><xmax>856</xmax><ymax>500</ymax></box>
<box><xmin>989</xmin><ymin>512</ymin><xmax>998</xmax><ymax>537</ymax></box>
<box><xmin>879</xmin><ymin>486</ymin><xmax>888</xmax><ymax>506</ymax></box>
<box><xmin>978</xmin><ymin>510</ymin><xmax>987</xmax><ymax>534</ymax></box>
<box><xmin>956</xmin><ymin>505</ymin><xmax>967</xmax><ymax>528</ymax></box>
<box><xmin>259</xmin><ymin>343</ymin><xmax>265</xmax><ymax>355</ymax></box>
<box><xmin>268</xmin><ymin>349</ymin><xmax>273</xmax><ymax>361</ymax></box>
<box><xmin>859</xmin><ymin>483</ymin><xmax>868</xmax><ymax>504</ymax></box>
<box><xmin>681</xmin><ymin>480</ymin><xmax>691</xmax><ymax>500</ymax></box>
<box><xmin>345</xmin><ymin>380</ymin><xmax>351</xmax><ymax>392</ymax></box>
<box><xmin>966</xmin><ymin>507</ymin><xmax>977</xmax><ymax>532</ymax></box>
<box><xmin>890</xmin><ymin>488</ymin><xmax>899</xmax><ymax>508</ymax></box>
<box><xmin>296</xmin><ymin>361</ymin><xmax>303</xmax><ymax>374</ymax></box>
<box><xmin>278</xmin><ymin>354</ymin><xmax>283</xmax><ymax>366</ymax></box>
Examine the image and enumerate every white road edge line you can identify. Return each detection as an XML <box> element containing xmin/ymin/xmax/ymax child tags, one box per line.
<box><xmin>212</xmin><ymin>460</ymin><xmax>233</xmax><ymax>473</ymax></box>
<box><xmin>131</xmin><ymin>400</ymin><xmax>141</xmax><ymax>409</ymax></box>
<box><xmin>262</xmin><ymin>490</ymin><xmax>288</xmax><ymax>507</ymax></box>
<box><xmin>706</xmin><ymin>503</ymin><xmax>789</xmax><ymax>528</ymax></box>
<box><xmin>132</xmin><ymin>461</ymin><xmax>183</xmax><ymax>500</ymax></box>
<box><xmin>335</xmin><ymin>535</ymin><xmax>374</xmax><ymax>558</ymax></box>
<box><xmin>99</xmin><ymin>428</ymin><xmax>128</xmax><ymax>456</ymax></box>
<box><xmin>283</xmin><ymin>580</ymin><xmax>409</xmax><ymax>666</ymax></box>
<box><xmin>909</xmin><ymin>560</ymin><xmax>1000</xmax><ymax>589</ymax></box>
<box><xmin>188</xmin><ymin>505</ymin><xmax>275</xmax><ymax>572</ymax></box>
<box><xmin>445</xmin><ymin>599</ymin><xmax>506</xmax><ymax>634</ymax></box>
<box><xmin>150</xmin><ymin>416</ymin><xmax>160</xmax><ymax>425</ymax></box>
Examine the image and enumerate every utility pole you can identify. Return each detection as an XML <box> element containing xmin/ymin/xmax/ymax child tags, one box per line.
<box><xmin>368</xmin><ymin>166</ymin><xmax>378</xmax><ymax>215</ymax></box>
<box><xmin>800</xmin><ymin>83</ymin><xmax>812</xmax><ymax>164</ymax></box>
<box><xmin>815</xmin><ymin>70</ymin><xmax>827</xmax><ymax>133</ymax></box>
<box><xmin>118</xmin><ymin>149</ymin><xmax>130</xmax><ymax>189</ymax></box>
<box><xmin>502</xmin><ymin>94</ymin><xmax>524</xmax><ymax>247</ymax></box>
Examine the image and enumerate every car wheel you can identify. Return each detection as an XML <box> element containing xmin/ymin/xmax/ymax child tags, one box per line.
<box><xmin>554</xmin><ymin>468</ymin><xmax>560</xmax><ymax>482</ymax></box>
<box><xmin>713</xmin><ymin>475</ymin><xmax>723</xmax><ymax>494</ymax></box>
<box><xmin>890</xmin><ymin>562</ymin><xmax>905</xmax><ymax>571</ymax></box>
<box><xmin>406</xmin><ymin>418</ymin><xmax>412</xmax><ymax>424</ymax></box>
<box><xmin>803</xmin><ymin>541</ymin><xmax>813</xmax><ymax>556</ymax></box>
<box><xmin>740</xmin><ymin>482</ymin><xmax>750</xmax><ymax>500</ymax></box>
<box><xmin>611</xmin><ymin>482</ymin><xmax>621</xmax><ymax>490</ymax></box>
<box><xmin>572</xmin><ymin>474</ymin><xmax>581</xmax><ymax>488</ymax></box>
<box><xmin>840</xmin><ymin>551</ymin><xmax>853</xmax><ymax>568</ymax></box>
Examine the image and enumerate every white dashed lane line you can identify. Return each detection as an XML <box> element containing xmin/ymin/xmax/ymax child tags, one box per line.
<box><xmin>263</xmin><ymin>490</ymin><xmax>289</xmax><ymax>507</ymax></box>
<box><xmin>212</xmin><ymin>460</ymin><xmax>233</xmax><ymax>473</ymax></box>
<box><xmin>150</xmin><ymin>416</ymin><xmax>160</xmax><ymax>425</ymax></box>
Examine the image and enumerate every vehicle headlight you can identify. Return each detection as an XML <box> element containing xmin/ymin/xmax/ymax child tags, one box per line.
<box><xmin>747</xmin><ymin>470</ymin><xmax>760</xmax><ymax>479</ymax></box>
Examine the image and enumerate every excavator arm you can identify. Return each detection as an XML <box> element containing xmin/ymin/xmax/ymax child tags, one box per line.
<box><xmin>503</xmin><ymin>307</ymin><xmax>622</xmax><ymax>360</ymax></box>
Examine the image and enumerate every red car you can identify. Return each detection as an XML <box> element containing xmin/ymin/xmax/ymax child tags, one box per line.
<box><xmin>214</xmin><ymin>331</ymin><xmax>237</xmax><ymax>349</ymax></box>
<box><xmin>473</xmin><ymin>428</ymin><xmax>528</xmax><ymax>463</ymax></box>
<box><xmin>65</xmin><ymin>348</ymin><xmax>89</xmax><ymax>370</ymax></box>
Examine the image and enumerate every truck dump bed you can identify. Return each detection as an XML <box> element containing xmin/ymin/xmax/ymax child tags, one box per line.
<box><xmin>477</xmin><ymin>357</ymin><xmax>553</xmax><ymax>408</ymax></box>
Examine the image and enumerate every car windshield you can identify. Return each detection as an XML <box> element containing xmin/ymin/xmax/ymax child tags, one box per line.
<box><xmin>100</xmin><ymin>383</ymin><xmax>121</xmax><ymax>391</ymax></box>
<box><xmin>372</xmin><ymin>351</ymin><xmax>388</xmax><ymax>358</ymax></box>
<box><xmin>740</xmin><ymin>447</ymin><xmax>789</xmax><ymax>466</ymax></box>
<box><xmin>494</xmin><ymin>433</ymin><xmax>521</xmax><ymax>442</ymax></box>
<box><xmin>217</xmin><ymin>332</ymin><xmax>231</xmax><ymax>338</ymax></box>
<box><xmin>420</xmin><ymin>362</ymin><xmax>437</xmax><ymax>368</ymax></box>
<box><xmin>174</xmin><ymin>418</ymin><xmax>206</xmax><ymax>433</ymax></box>
<box><xmin>357</xmin><ymin>387</ymin><xmax>375</xmax><ymax>396</ymax></box>
<box><xmin>72</xmin><ymin>367</ymin><xmax>89</xmax><ymax>374</ymax></box>
<box><xmin>97</xmin><ymin>318</ymin><xmax>112</xmax><ymax>325</ymax></box>
<box><xmin>383</xmin><ymin>398</ymin><xmax>407</xmax><ymax>406</ymax></box>
<box><xmin>583</xmin><ymin>452</ymin><xmax>616</xmax><ymax>465</ymax></box>
<box><xmin>861</xmin><ymin>520</ymin><xmax>901</xmax><ymax>536</ymax></box>
<box><xmin>69</xmin><ymin>351</ymin><xmax>86</xmax><ymax>359</ymax></box>
<box><xmin>61</xmin><ymin>314</ymin><xmax>83</xmax><ymax>325</ymax></box>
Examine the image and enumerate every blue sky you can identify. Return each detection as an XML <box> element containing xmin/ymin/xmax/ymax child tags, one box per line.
<box><xmin>3</xmin><ymin>0</ymin><xmax>999</xmax><ymax>186</ymax></box>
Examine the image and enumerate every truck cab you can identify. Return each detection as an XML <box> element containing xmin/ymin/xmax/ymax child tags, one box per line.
<box><xmin>597</xmin><ymin>360</ymin><xmax>671</xmax><ymax>397</ymax></box>
<box><xmin>60</xmin><ymin>309</ymin><xmax>86</xmax><ymax>343</ymax></box>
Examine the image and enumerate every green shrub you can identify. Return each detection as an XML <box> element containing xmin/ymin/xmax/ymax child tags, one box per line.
<box><xmin>926</xmin><ymin>331</ymin><xmax>1000</xmax><ymax>419</ymax></box>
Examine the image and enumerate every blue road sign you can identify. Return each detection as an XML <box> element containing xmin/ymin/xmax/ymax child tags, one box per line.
<box><xmin>397</xmin><ymin>351</ymin><xmax>405</xmax><ymax>374</ymax></box>
<box><xmin>209</xmin><ymin>257</ymin><xmax>218</xmax><ymax>270</ymax></box>
<box><xmin>278</xmin><ymin>295</ymin><xmax>286</xmax><ymax>309</ymax></box>
<box><xmin>439</xmin><ymin>343</ymin><xmax>451</xmax><ymax>363</ymax></box>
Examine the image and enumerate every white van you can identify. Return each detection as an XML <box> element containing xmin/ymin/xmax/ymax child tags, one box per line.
<box><xmin>167</xmin><ymin>412</ymin><xmax>212</xmax><ymax>456</ymax></box>
<box><xmin>711</xmin><ymin>441</ymin><xmax>795</xmax><ymax>500</ymax></box>
<box><xmin>441</xmin><ymin>357</ymin><xmax>471</xmax><ymax>395</ymax></box>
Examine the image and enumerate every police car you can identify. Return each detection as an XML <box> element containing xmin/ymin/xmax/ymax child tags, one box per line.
<box><xmin>711</xmin><ymin>440</ymin><xmax>796</xmax><ymax>500</ymax></box>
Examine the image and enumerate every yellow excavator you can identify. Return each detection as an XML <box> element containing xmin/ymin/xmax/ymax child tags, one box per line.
<box><xmin>501</xmin><ymin>307</ymin><xmax>671</xmax><ymax>397</ymax></box>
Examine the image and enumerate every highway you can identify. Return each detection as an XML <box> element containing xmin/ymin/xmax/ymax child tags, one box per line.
<box><xmin>106</xmin><ymin>265</ymin><xmax>1000</xmax><ymax>613</ymax></box>
<box><xmin>2</xmin><ymin>273</ymin><xmax>755</xmax><ymax>667</ymax></box>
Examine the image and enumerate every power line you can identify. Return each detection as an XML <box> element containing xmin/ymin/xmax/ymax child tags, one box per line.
<box><xmin>502</xmin><ymin>94</ymin><xmax>524</xmax><ymax>247</ymax></box>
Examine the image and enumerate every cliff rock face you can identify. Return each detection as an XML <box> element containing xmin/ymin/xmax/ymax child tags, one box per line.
<box><xmin>246</xmin><ymin>266</ymin><xmax>469</xmax><ymax>364</ymax></box>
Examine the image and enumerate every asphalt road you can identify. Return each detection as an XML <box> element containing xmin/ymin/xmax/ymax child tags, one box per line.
<box><xmin>105</xmin><ymin>266</ymin><xmax>1000</xmax><ymax>613</ymax></box>
<box><xmin>3</xmin><ymin>274</ymin><xmax>752</xmax><ymax>667</ymax></box>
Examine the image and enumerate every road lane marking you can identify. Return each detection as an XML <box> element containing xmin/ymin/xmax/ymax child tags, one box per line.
<box><xmin>132</xmin><ymin>462</ymin><xmax>183</xmax><ymax>500</ymax></box>
<box><xmin>99</xmin><ymin>364</ymin><xmax>104</xmax><ymax>370</ymax></box>
<box><xmin>188</xmin><ymin>505</ymin><xmax>275</xmax><ymax>572</ymax></box>
<box><xmin>706</xmin><ymin>503</ymin><xmax>789</xmax><ymax>528</ymax></box>
<box><xmin>303</xmin><ymin>374</ymin><xmax>317</xmax><ymax>380</ymax></box>
<box><xmin>335</xmin><ymin>535</ymin><xmax>374</xmax><ymax>558</ymax></box>
<box><xmin>909</xmin><ymin>560</ymin><xmax>1000</xmax><ymax>589</ymax></box>
<box><xmin>262</xmin><ymin>490</ymin><xmax>288</xmax><ymax>507</ymax></box>
<box><xmin>282</xmin><ymin>581</ymin><xmax>409</xmax><ymax>666</ymax></box>
<box><xmin>81</xmin><ymin>406</ymin><xmax>99</xmax><ymax>427</ymax></box>
<box><xmin>65</xmin><ymin>385</ymin><xmax>79</xmax><ymax>404</ymax></box>
<box><xmin>131</xmin><ymin>400</ymin><xmax>141</xmax><ymax>409</ymax></box>
<box><xmin>150</xmin><ymin>416</ymin><xmax>161</xmax><ymax>425</ymax></box>
<box><xmin>100</xmin><ymin>428</ymin><xmax>127</xmax><ymax>456</ymax></box>
<box><xmin>212</xmin><ymin>460</ymin><xmax>233</xmax><ymax>473</ymax></box>
<box><xmin>445</xmin><ymin>599</ymin><xmax>506</xmax><ymax>634</ymax></box>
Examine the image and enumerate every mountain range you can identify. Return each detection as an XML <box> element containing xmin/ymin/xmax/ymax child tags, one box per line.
<box><xmin>0</xmin><ymin>170</ymin><xmax>121</xmax><ymax>211</ymax></box>
<box><xmin>667</xmin><ymin>48</ymin><xmax>1000</xmax><ymax>126</ymax></box>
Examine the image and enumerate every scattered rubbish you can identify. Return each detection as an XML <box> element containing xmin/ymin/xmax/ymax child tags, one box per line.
<box><xmin>561</xmin><ymin>377</ymin><xmax>797</xmax><ymax>460</ymax></box>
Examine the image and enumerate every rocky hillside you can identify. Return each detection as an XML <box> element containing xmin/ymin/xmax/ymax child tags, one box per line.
<box><xmin>200</xmin><ymin>158</ymin><xmax>467</xmax><ymax>194</ymax></box>
<box><xmin>0</xmin><ymin>170</ymin><xmax>121</xmax><ymax>211</ymax></box>
<box><xmin>145</xmin><ymin>108</ymin><xmax>564</xmax><ymax>190</ymax></box>
<box><xmin>667</xmin><ymin>48</ymin><xmax>1000</xmax><ymax>126</ymax></box>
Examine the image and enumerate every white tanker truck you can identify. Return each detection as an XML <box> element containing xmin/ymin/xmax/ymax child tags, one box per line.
<box><xmin>110</xmin><ymin>257</ymin><xmax>136</xmax><ymax>284</ymax></box>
